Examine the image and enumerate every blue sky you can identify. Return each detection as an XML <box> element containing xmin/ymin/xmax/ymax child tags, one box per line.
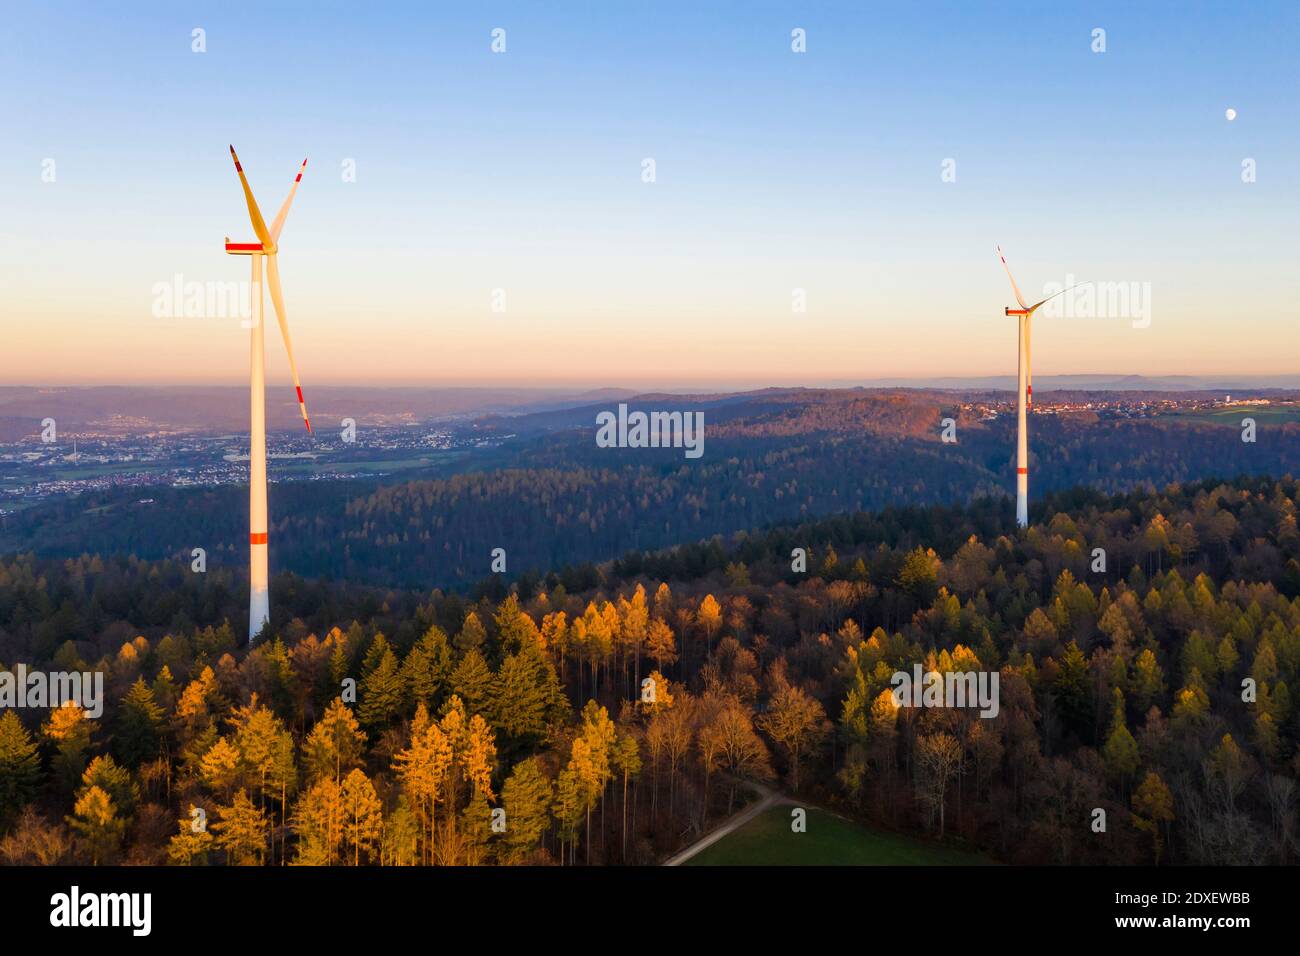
<box><xmin>1</xmin><ymin>1</ymin><xmax>1297</xmax><ymax>385</ymax></box>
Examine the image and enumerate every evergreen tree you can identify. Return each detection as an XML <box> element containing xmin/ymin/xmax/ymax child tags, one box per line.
<box><xmin>340</xmin><ymin>768</ymin><xmax>383</xmax><ymax>865</ymax></box>
<box><xmin>115</xmin><ymin>677</ymin><xmax>164</xmax><ymax>767</ymax></box>
<box><xmin>451</xmin><ymin>649</ymin><xmax>495</xmax><ymax>720</ymax></box>
<box><xmin>501</xmin><ymin>756</ymin><xmax>553</xmax><ymax>864</ymax></box>
<box><xmin>357</xmin><ymin>648</ymin><xmax>404</xmax><ymax>730</ymax></box>
<box><xmin>303</xmin><ymin>698</ymin><xmax>367</xmax><ymax>783</ymax></box>
<box><xmin>214</xmin><ymin>788</ymin><xmax>269</xmax><ymax>865</ymax></box>
<box><xmin>0</xmin><ymin>712</ymin><xmax>40</xmax><ymax>824</ymax></box>
<box><xmin>68</xmin><ymin>786</ymin><xmax>124</xmax><ymax>865</ymax></box>
<box><xmin>1102</xmin><ymin>689</ymin><xmax>1140</xmax><ymax>785</ymax></box>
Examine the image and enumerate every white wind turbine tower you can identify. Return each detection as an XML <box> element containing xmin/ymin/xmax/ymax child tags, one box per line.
<box><xmin>996</xmin><ymin>246</ymin><xmax>1078</xmax><ymax>529</ymax></box>
<box><xmin>226</xmin><ymin>147</ymin><xmax>312</xmax><ymax>642</ymax></box>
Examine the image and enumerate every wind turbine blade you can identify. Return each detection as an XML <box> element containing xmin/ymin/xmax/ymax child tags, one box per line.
<box><xmin>265</xmin><ymin>255</ymin><xmax>312</xmax><ymax>433</ymax></box>
<box><xmin>229</xmin><ymin>146</ymin><xmax>276</xmax><ymax>252</ymax></box>
<box><xmin>269</xmin><ymin>158</ymin><xmax>308</xmax><ymax>244</ymax></box>
<box><xmin>997</xmin><ymin>245</ymin><xmax>1029</xmax><ymax>310</ymax></box>
<box><xmin>1028</xmin><ymin>282</ymin><xmax>1086</xmax><ymax>312</ymax></box>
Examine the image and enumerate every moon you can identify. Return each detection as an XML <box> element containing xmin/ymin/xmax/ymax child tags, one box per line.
<box><xmin>1225</xmin><ymin>107</ymin><xmax>1237</xmax><ymax>121</ymax></box>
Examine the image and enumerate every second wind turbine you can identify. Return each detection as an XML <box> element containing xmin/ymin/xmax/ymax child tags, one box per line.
<box><xmin>996</xmin><ymin>246</ymin><xmax>1079</xmax><ymax>529</ymax></box>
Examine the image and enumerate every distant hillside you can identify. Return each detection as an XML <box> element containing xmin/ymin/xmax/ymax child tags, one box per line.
<box><xmin>4</xmin><ymin>388</ymin><xmax>1297</xmax><ymax>590</ymax></box>
<box><xmin>0</xmin><ymin>385</ymin><xmax>639</xmax><ymax>437</ymax></box>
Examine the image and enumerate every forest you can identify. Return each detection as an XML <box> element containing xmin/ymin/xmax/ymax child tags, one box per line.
<box><xmin>5</xmin><ymin>389</ymin><xmax>1297</xmax><ymax>591</ymax></box>
<box><xmin>0</xmin><ymin>474</ymin><xmax>1297</xmax><ymax>865</ymax></box>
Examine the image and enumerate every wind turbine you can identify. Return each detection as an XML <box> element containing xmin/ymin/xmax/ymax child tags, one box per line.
<box><xmin>226</xmin><ymin>147</ymin><xmax>312</xmax><ymax>642</ymax></box>
<box><xmin>996</xmin><ymin>246</ymin><xmax>1077</xmax><ymax>529</ymax></box>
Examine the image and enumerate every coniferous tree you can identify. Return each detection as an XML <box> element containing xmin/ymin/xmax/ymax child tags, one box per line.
<box><xmin>68</xmin><ymin>785</ymin><xmax>124</xmax><ymax>865</ymax></box>
<box><xmin>357</xmin><ymin>648</ymin><xmax>404</xmax><ymax>731</ymax></box>
<box><xmin>501</xmin><ymin>756</ymin><xmax>553</xmax><ymax>864</ymax></box>
<box><xmin>214</xmin><ymin>788</ymin><xmax>269</xmax><ymax>865</ymax></box>
<box><xmin>0</xmin><ymin>712</ymin><xmax>40</xmax><ymax>824</ymax></box>
<box><xmin>115</xmin><ymin>676</ymin><xmax>165</xmax><ymax>767</ymax></box>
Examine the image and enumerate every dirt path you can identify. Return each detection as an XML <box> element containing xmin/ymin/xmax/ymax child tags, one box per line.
<box><xmin>662</xmin><ymin>781</ymin><xmax>787</xmax><ymax>866</ymax></box>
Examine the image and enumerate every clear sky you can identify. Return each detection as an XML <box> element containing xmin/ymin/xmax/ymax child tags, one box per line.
<box><xmin>1</xmin><ymin>1</ymin><xmax>1297</xmax><ymax>387</ymax></box>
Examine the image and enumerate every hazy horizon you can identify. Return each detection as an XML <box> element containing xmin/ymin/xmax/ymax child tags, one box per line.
<box><xmin>3</xmin><ymin>373</ymin><xmax>1300</xmax><ymax>391</ymax></box>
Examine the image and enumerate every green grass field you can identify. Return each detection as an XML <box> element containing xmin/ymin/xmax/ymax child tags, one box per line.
<box><xmin>1162</xmin><ymin>405</ymin><xmax>1300</xmax><ymax>427</ymax></box>
<box><xmin>685</xmin><ymin>805</ymin><xmax>989</xmax><ymax>866</ymax></box>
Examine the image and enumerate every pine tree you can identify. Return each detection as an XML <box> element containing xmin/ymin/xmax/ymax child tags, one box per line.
<box><xmin>166</xmin><ymin>814</ymin><xmax>214</xmax><ymax>865</ymax></box>
<box><xmin>454</xmin><ymin>612</ymin><xmax>487</xmax><ymax>654</ymax></box>
<box><xmin>0</xmin><ymin>711</ymin><xmax>40</xmax><ymax>824</ymax></box>
<box><xmin>696</xmin><ymin>594</ymin><xmax>723</xmax><ymax>659</ymax></box>
<box><xmin>382</xmin><ymin>797</ymin><xmax>421</xmax><ymax>866</ymax></box>
<box><xmin>327</xmin><ymin>629</ymin><xmax>351</xmax><ymax>691</ymax></box>
<box><xmin>569</xmin><ymin>702</ymin><xmax>614</xmax><ymax>864</ymax></box>
<box><xmin>200</xmin><ymin>737</ymin><xmax>241</xmax><ymax>799</ymax></box>
<box><xmin>460</xmin><ymin>790</ymin><xmax>495</xmax><ymax>865</ymax></box>
<box><xmin>612</xmin><ymin>731</ymin><xmax>642</xmax><ymax>861</ymax></box>
<box><xmin>115</xmin><ymin>676</ymin><xmax>164</xmax><ymax>767</ymax></box>
<box><xmin>1132</xmin><ymin>648</ymin><xmax>1165</xmax><ymax>711</ymax></box>
<box><xmin>551</xmin><ymin>767</ymin><xmax>583</xmax><ymax>866</ymax></box>
<box><xmin>1102</xmin><ymin>688</ymin><xmax>1140</xmax><ymax>785</ymax></box>
<box><xmin>494</xmin><ymin>594</ymin><xmax>541</xmax><ymax>652</ymax></box>
<box><xmin>151</xmin><ymin>664</ymin><xmax>179</xmax><ymax>713</ymax></box>
<box><xmin>391</xmin><ymin>702</ymin><xmax>453</xmax><ymax>865</ymax></box>
<box><xmin>492</xmin><ymin>638</ymin><xmax>567</xmax><ymax>744</ymax></box>
<box><xmin>291</xmin><ymin>777</ymin><xmax>343</xmax><ymax>865</ymax></box>
<box><xmin>357</xmin><ymin>648</ymin><xmax>404</xmax><ymax>731</ymax></box>
<box><xmin>360</xmin><ymin>632</ymin><xmax>391</xmax><ymax>677</ymax></box>
<box><xmin>1132</xmin><ymin>771</ymin><xmax>1174</xmax><ymax>864</ymax></box>
<box><xmin>1052</xmin><ymin>640</ymin><xmax>1093</xmax><ymax>738</ymax></box>
<box><xmin>340</xmin><ymin>768</ymin><xmax>383</xmax><ymax>865</ymax></box>
<box><xmin>81</xmin><ymin>754</ymin><xmax>139</xmax><ymax>815</ymax></box>
<box><xmin>43</xmin><ymin>702</ymin><xmax>94</xmax><ymax>794</ymax></box>
<box><xmin>501</xmin><ymin>757</ymin><xmax>554</xmax><ymax>864</ymax></box>
<box><xmin>462</xmin><ymin>713</ymin><xmax>497</xmax><ymax>801</ymax></box>
<box><xmin>400</xmin><ymin>644</ymin><xmax>436</xmax><ymax>708</ymax></box>
<box><xmin>68</xmin><ymin>785</ymin><xmax>124</xmax><ymax>865</ymax></box>
<box><xmin>303</xmin><ymin>698</ymin><xmax>367</xmax><ymax>783</ymax></box>
<box><xmin>646</xmin><ymin>620</ymin><xmax>677</xmax><ymax>671</ymax></box>
<box><xmin>214</xmin><ymin>788</ymin><xmax>269</xmax><ymax>865</ymax></box>
<box><xmin>451</xmin><ymin>649</ymin><xmax>494</xmax><ymax>720</ymax></box>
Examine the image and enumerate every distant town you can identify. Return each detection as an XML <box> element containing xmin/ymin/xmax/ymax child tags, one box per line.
<box><xmin>0</xmin><ymin>422</ymin><xmax>514</xmax><ymax>511</ymax></box>
<box><xmin>1</xmin><ymin>391</ymin><xmax>1291</xmax><ymax>513</ymax></box>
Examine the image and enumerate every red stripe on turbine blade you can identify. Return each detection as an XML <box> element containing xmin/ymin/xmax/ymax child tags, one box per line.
<box><xmin>1016</xmin><ymin>468</ymin><xmax>1028</xmax><ymax>475</ymax></box>
<box><xmin>295</xmin><ymin>386</ymin><xmax>304</xmax><ymax>403</ymax></box>
<box><xmin>250</xmin><ymin>532</ymin><xmax>268</xmax><ymax>544</ymax></box>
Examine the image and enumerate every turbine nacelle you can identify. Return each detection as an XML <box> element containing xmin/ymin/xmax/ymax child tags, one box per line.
<box><xmin>224</xmin><ymin>239</ymin><xmax>265</xmax><ymax>255</ymax></box>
